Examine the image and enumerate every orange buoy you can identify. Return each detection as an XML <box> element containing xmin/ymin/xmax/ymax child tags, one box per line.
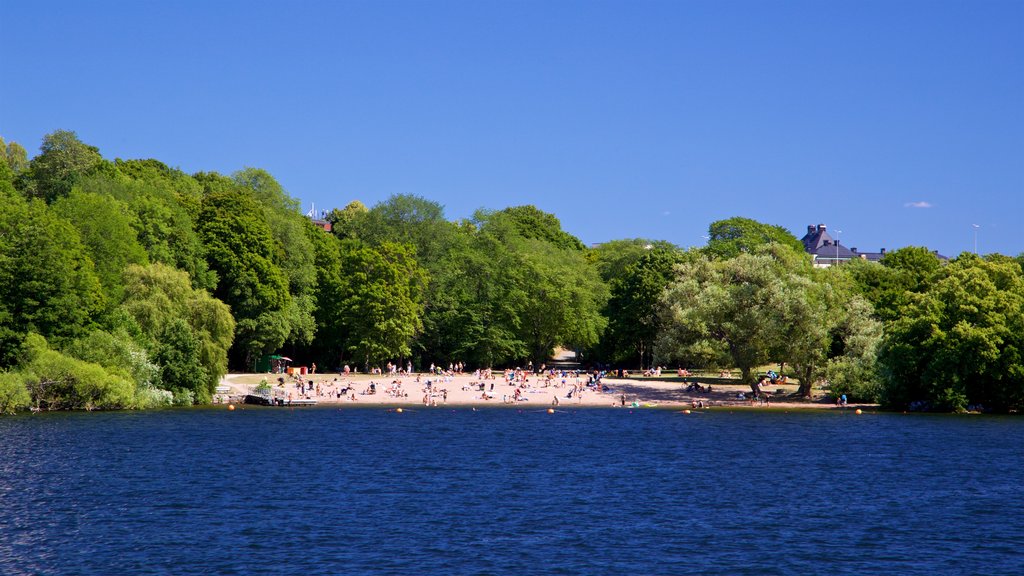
<box><xmin>683</xmin><ymin>409</ymin><xmax>691</xmax><ymax>414</ymax></box>
<box><xmin>855</xmin><ymin>409</ymin><xmax>863</xmax><ymax>415</ymax></box>
<box><xmin>547</xmin><ymin>408</ymin><xmax>555</xmax><ymax>414</ymax></box>
<box><xmin>227</xmin><ymin>404</ymin><xmax>235</xmax><ymax>411</ymax></box>
<box><xmin>396</xmin><ymin>407</ymin><xmax>404</xmax><ymax>413</ymax></box>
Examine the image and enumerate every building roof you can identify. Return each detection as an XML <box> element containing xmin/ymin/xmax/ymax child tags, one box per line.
<box><xmin>801</xmin><ymin>224</ymin><xmax>857</xmax><ymax>260</ymax></box>
<box><xmin>799</xmin><ymin>223</ymin><xmax>946</xmax><ymax>265</ymax></box>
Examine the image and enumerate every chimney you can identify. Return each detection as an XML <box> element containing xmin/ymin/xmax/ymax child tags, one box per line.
<box><xmin>818</xmin><ymin>224</ymin><xmax>827</xmax><ymax>232</ymax></box>
<box><xmin>851</xmin><ymin>247</ymin><xmax>858</xmax><ymax>253</ymax></box>
<box><xmin>880</xmin><ymin>248</ymin><xmax>886</xmax><ymax>255</ymax></box>
<box><xmin>807</xmin><ymin>225</ymin><xmax>816</xmax><ymax>235</ymax></box>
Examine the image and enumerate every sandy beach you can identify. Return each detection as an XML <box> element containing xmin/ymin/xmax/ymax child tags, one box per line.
<box><xmin>217</xmin><ymin>371</ymin><xmax>869</xmax><ymax>410</ymax></box>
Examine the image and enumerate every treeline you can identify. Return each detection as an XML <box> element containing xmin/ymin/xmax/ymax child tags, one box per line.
<box><xmin>1</xmin><ymin>131</ymin><xmax>1022</xmax><ymax>413</ymax></box>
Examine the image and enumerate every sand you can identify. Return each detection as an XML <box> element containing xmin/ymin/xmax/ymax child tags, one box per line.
<box><xmin>217</xmin><ymin>372</ymin><xmax>868</xmax><ymax>410</ymax></box>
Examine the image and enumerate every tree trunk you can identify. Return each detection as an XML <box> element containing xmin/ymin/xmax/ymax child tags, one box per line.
<box><xmin>797</xmin><ymin>367</ymin><xmax>813</xmax><ymax>398</ymax></box>
<box><xmin>741</xmin><ymin>367</ymin><xmax>758</xmax><ymax>395</ymax></box>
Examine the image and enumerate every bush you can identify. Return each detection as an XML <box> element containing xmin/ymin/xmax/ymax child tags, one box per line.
<box><xmin>0</xmin><ymin>372</ymin><xmax>31</xmax><ymax>414</ymax></box>
<box><xmin>21</xmin><ymin>334</ymin><xmax>134</xmax><ymax>410</ymax></box>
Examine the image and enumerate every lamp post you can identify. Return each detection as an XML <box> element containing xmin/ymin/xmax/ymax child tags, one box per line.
<box><xmin>835</xmin><ymin>229</ymin><xmax>842</xmax><ymax>265</ymax></box>
<box><xmin>972</xmin><ymin>224</ymin><xmax>980</xmax><ymax>255</ymax></box>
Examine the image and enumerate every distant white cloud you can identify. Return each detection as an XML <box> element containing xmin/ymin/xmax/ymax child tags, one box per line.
<box><xmin>904</xmin><ymin>201</ymin><xmax>933</xmax><ymax>209</ymax></box>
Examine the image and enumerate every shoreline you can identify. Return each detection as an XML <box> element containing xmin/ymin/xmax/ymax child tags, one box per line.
<box><xmin>218</xmin><ymin>372</ymin><xmax>874</xmax><ymax>411</ymax></box>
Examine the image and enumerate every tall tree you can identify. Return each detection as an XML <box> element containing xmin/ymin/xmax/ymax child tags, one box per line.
<box><xmin>233</xmin><ymin>168</ymin><xmax>317</xmax><ymax>348</ymax></box>
<box><xmin>338</xmin><ymin>241</ymin><xmax>426</xmax><ymax>368</ymax></box>
<box><xmin>0</xmin><ymin>195</ymin><xmax>104</xmax><ymax>366</ymax></box>
<box><xmin>658</xmin><ymin>250</ymin><xmax>793</xmax><ymax>387</ymax></box>
<box><xmin>120</xmin><ymin>263</ymin><xmax>235</xmax><ymax>401</ymax></box>
<box><xmin>52</xmin><ymin>190</ymin><xmax>149</xmax><ymax>303</ymax></box>
<box><xmin>878</xmin><ymin>253</ymin><xmax>1024</xmax><ymax>412</ymax></box>
<box><xmin>197</xmin><ymin>185</ymin><xmax>290</xmax><ymax>369</ymax></box>
<box><xmin>601</xmin><ymin>245</ymin><xmax>684</xmax><ymax>368</ymax></box>
<box><xmin>703</xmin><ymin>216</ymin><xmax>805</xmax><ymax>260</ymax></box>
<box><xmin>28</xmin><ymin>130</ymin><xmax>104</xmax><ymax>203</ymax></box>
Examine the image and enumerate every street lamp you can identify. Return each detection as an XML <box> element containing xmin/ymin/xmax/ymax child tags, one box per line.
<box><xmin>972</xmin><ymin>224</ymin><xmax>980</xmax><ymax>255</ymax></box>
<box><xmin>835</xmin><ymin>229</ymin><xmax>842</xmax><ymax>265</ymax></box>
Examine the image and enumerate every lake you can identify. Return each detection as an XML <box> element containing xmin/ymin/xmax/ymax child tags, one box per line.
<box><xmin>1</xmin><ymin>407</ymin><xmax>1022</xmax><ymax>575</ymax></box>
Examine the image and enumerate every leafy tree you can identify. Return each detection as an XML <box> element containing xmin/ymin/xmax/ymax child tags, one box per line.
<box><xmin>1</xmin><ymin>138</ymin><xmax>30</xmax><ymax>176</ymax></box>
<box><xmin>601</xmin><ymin>246</ymin><xmax>684</xmax><ymax>368</ymax></box>
<box><xmin>52</xmin><ymin>190</ymin><xmax>149</xmax><ymax>302</ymax></box>
<box><xmin>878</xmin><ymin>253</ymin><xmax>1024</xmax><ymax>412</ymax></box>
<box><xmin>776</xmin><ymin>270</ymin><xmax>882</xmax><ymax>398</ymax></box>
<box><xmin>83</xmin><ymin>167</ymin><xmax>215</xmax><ymax>291</ymax></box>
<box><xmin>514</xmin><ymin>237</ymin><xmax>608</xmax><ymax>364</ymax></box>
<box><xmin>416</xmin><ymin>223</ymin><xmax>528</xmax><ymax>368</ymax></box>
<box><xmin>824</xmin><ymin>297</ymin><xmax>884</xmax><ymax>402</ymax></box>
<box><xmin>65</xmin><ymin>328</ymin><xmax>161</xmax><ymax>394</ymax></box>
<box><xmin>154</xmin><ymin>318</ymin><xmax>210</xmax><ymax>404</ymax></box>
<box><xmin>27</xmin><ymin>130</ymin><xmax>104</xmax><ymax>203</ymax></box>
<box><xmin>703</xmin><ymin>216</ymin><xmax>805</xmax><ymax>260</ymax></box>
<box><xmin>658</xmin><ymin>251</ymin><xmax>794</xmax><ymax>387</ymax></box>
<box><xmin>300</xmin><ymin>225</ymin><xmax>349</xmax><ymax>367</ymax></box>
<box><xmin>197</xmin><ymin>185</ymin><xmax>290</xmax><ymax>369</ymax></box>
<box><xmin>120</xmin><ymin>263</ymin><xmax>235</xmax><ymax>400</ymax></box>
<box><xmin>0</xmin><ymin>195</ymin><xmax>104</xmax><ymax>366</ymax></box>
<box><xmin>0</xmin><ymin>372</ymin><xmax>31</xmax><ymax>414</ymax></box>
<box><xmin>589</xmin><ymin>238</ymin><xmax>680</xmax><ymax>283</ymax></box>
<box><xmin>480</xmin><ymin>205</ymin><xmax>587</xmax><ymax>251</ymax></box>
<box><xmin>338</xmin><ymin>241</ymin><xmax>426</xmax><ymax>368</ymax></box>
<box><xmin>326</xmin><ymin>200</ymin><xmax>369</xmax><ymax>240</ymax></box>
<box><xmin>233</xmin><ymin>168</ymin><xmax>317</xmax><ymax>348</ymax></box>
<box><xmin>18</xmin><ymin>333</ymin><xmax>134</xmax><ymax>410</ymax></box>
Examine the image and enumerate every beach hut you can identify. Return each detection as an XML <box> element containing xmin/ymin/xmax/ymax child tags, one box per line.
<box><xmin>255</xmin><ymin>354</ymin><xmax>292</xmax><ymax>373</ymax></box>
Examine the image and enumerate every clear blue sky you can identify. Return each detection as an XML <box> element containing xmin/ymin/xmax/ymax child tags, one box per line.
<box><xmin>2</xmin><ymin>0</ymin><xmax>1021</xmax><ymax>257</ymax></box>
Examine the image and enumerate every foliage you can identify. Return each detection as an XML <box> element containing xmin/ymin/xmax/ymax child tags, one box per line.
<box><xmin>233</xmin><ymin>168</ymin><xmax>317</xmax><ymax>348</ymax></box>
<box><xmin>601</xmin><ymin>245</ymin><xmax>684</xmax><ymax>367</ymax></box>
<box><xmin>52</xmin><ymin>190</ymin><xmax>149</xmax><ymax>302</ymax></box>
<box><xmin>0</xmin><ymin>372</ymin><xmax>31</xmax><ymax>414</ymax></box>
<box><xmin>479</xmin><ymin>205</ymin><xmax>586</xmax><ymax>251</ymax></box>
<box><xmin>877</xmin><ymin>253</ymin><xmax>1024</xmax><ymax>412</ymax></box>
<box><xmin>658</xmin><ymin>252</ymin><xmax>792</xmax><ymax>385</ymax></box>
<box><xmin>0</xmin><ymin>193</ymin><xmax>105</xmax><ymax>366</ymax></box>
<box><xmin>197</xmin><ymin>183</ymin><xmax>290</xmax><ymax>368</ymax></box>
<box><xmin>154</xmin><ymin>318</ymin><xmax>211</xmax><ymax>403</ymax></box>
<box><xmin>26</xmin><ymin>130</ymin><xmax>104</xmax><ymax>203</ymax></box>
<box><xmin>120</xmin><ymin>263</ymin><xmax>235</xmax><ymax>401</ymax></box>
<box><xmin>18</xmin><ymin>334</ymin><xmax>135</xmax><ymax>410</ymax></box>
<box><xmin>703</xmin><ymin>216</ymin><xmax>806</xmax><ymax>260</ymax></box>
<box><xmin>337</xmin><ymin>241</ymin><xmax>427</xmax><ymax>367</ymax></box>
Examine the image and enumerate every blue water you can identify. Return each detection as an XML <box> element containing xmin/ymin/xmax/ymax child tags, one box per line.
<box><xmin>1</xmin><ymin>407</ymin><xmax>1022</xmax><ymax>575</ymax></box>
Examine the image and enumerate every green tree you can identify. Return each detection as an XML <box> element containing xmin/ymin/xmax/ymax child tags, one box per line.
<box><xmin>878</xmin><ymin>253</ymin><xmax>1024</xmax><ymax>412</ymax></box>
<box><xmin>590</xmin><ymin>238</ymin><xmax>680</xmax><ymax>283</ymax></box>
<box><xmin>326</xmin><ymin>200</ymin><xmax>369</xmax><ymax>240</ymax></box>
<box><xmin>514</xmin><ymin>237</ymin><xmax>608</xmax><ymax>364</ymax></box>
<box><xmin>52</xmin><ymin>190</ymin><xmax>149</xmax><ymax>302</ymax></box>
<box><xmin>0</xmin><ymin>372</ymin><xmax>31</xmax><ymax>414</ymax></box>
<box><xmin>154</xmin><ymin>318</ymin><xmax>210</xmax><ymax>404</ymax></box>
<box><xmin>120</xmin><ymin>263</ymin><xmax>235</xmax><ymax>400</ymax></box>
<box><xmin>0</xmin><ymin>195</ymin><xmax>104</xmax><ymax>366</ymax></box>
<box><xmin>338</xmin><ymin>241</ymin><xmax>426</xmax><ymax>368</ymax></box>
<box><xmin>601</xmin><ymin>246</ymin><xmax>684</xmax><ymax>368</ymax></box>
<box><xmin>233</xmin><ymin>168</ymin><xmax>317</xmax><ymax>348</ymax></box>
<box><xmin>703</xmin><ymin>216</ymin><xmax>806</xmax><ymax>260</ymax></box>
<box><xmin>481</xmin><ymin>205</ymin><xmax>587</xmax><ymax>251</ymax></box>
<box><xmin>18</xmin><ymin>333</ymin><xmax>135</xmax><ymax>410</ymax></box>
<box><xmin>658</xmin><ymin>251</ymin><xmax>793</xmax><ymax>387</ymax></box>
<box><xmin>28</xmin><ymin>130</ymin><xmax>104</xmax><ymax>203</ymax></box>
<box><xmin>197</xmin><ymin>185</ymin><xmax>290</xmax><ymax>369</ymax></box>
